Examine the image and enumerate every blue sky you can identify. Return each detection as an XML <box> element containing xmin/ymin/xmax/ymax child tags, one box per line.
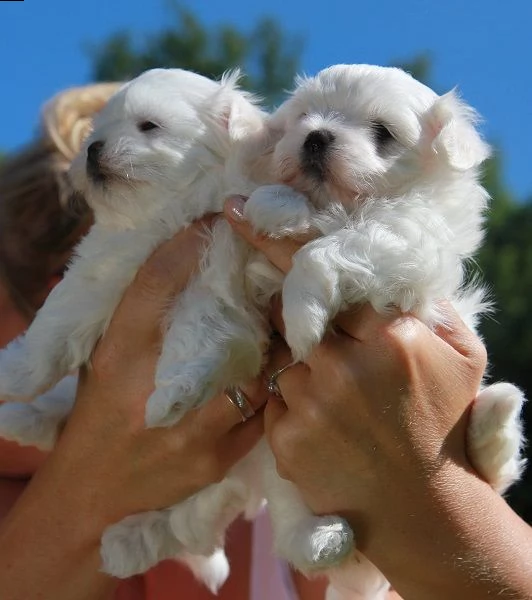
<box><xmin>1</xmin><ymin>0</ymin><xmax>531</xmax><ymax>200</ymax></box>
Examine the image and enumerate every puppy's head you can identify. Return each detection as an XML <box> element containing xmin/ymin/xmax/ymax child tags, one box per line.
<box><xmin>69</xmin><ymin>68</ymin><xmax>264</xmax><ymax>228</ymax></box>
<box><xmin>265</xmin><ymin>64</ymin><xmax>490</xmax><ymax>208</ymax></box>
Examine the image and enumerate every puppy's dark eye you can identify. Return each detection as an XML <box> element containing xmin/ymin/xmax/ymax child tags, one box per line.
<box><xmin>371</xmin><ymin>121</ymin><xmax>394</xmax><ymax>148</ymax></box>
<box><xmin>138</xmin><ymin>121</ymin><xmax>159</xmax><ymax>132</ymax></box>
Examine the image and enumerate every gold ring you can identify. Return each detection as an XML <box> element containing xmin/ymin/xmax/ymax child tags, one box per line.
<box><xmin>224</xmin><ymin>386</ymin><xmax>256</xmax><ymax>422</ymax></box>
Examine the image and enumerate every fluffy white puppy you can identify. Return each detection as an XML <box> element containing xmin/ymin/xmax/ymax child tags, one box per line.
<box><xmin>0</xmin><ymin>68</ymin><xmax>355</xmax><ymax>587</ymax></box>
<box><xmin>241</xmin><ymin>64</ymin><xmax>527</xmax><ymax>598</ymax></box>
<box><xmin>0</xmin><ymin>68</ymin><xmax>270</xmax><ymax>590</ymax></box>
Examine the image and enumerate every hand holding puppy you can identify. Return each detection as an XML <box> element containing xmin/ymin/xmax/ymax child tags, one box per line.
<box><xmin>0</xmin><ymin>219</ymin><xmax>267</xmax><ymax>600</ymax></box>
<box><xmin>226</xmin><ymin>196</ymin><xmax>532</xmax><ymax>600</ymax></box>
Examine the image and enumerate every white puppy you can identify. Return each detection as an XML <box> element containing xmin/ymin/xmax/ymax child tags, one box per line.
<box><xmin>0</xmin><ymin>68</ymin><xmax>355</xmax><ymax>587</ymax></box>
<box><xmin>240</xmin><ymin>64</ymin><xmax>527</xmax><ymax>598</ymax></box>
<box><xmin>0</xmin><ymin>68</ymin><xmax>272</xmax><ymax>591</ymax></box>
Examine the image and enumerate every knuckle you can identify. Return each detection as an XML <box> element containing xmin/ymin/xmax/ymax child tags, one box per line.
<box><xmin>378</xmin><ymin>316</ymin><xmax>421</xmax><ymax>364</ymax></box>
<box><xmin>274</xmin><ymin>456</ymin><xmax>294</xmax><ymax>481</ymax></box>
<box><xmin>316</xmin><ymin>342</ymin><xmax>358</xmax><ymax>394</ymax></box>
<box><xmin>268</xmin><ymin>423</ymin><xmax>303</xmax><ymax>481</ymax></box>
<box><xmin>300</xmin><ymin>396</ymin><xmax>328</xmax><ymax>429</ymax></box>
<box><xmin>468</xmin><ymin>336</ymin><xmax>488</xmax><ymax>375</ymax></box>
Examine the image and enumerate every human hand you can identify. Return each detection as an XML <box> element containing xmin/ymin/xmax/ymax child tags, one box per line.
<box><xmin>42</xmin><ymin>216</ymin><xmax>267</xmax><ymax>533</ymax></box>
<box><xmin>224</xmin><ymin>195</ymin><xmax>487</xmax><ymax>544</ymax></box>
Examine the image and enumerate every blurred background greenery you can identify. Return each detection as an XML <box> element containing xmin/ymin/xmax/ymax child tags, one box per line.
<box><xmin>5</xmin><ymin>4</ymin><xmax>532</xmax><ymax>522</ymax></box>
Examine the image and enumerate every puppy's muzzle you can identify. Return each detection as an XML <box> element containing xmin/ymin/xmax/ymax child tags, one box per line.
<box><xmin>301</xmin><ymin>129</ymin><xmax>335</xmax><ymax>180</ymax></box>
<box><xmin>87</xmin><ymin>140</ymin><xmax>106</xmax><ymax>182</ymax></box>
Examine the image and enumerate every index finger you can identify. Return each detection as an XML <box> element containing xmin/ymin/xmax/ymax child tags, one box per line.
<box><xmin>224</xmin><ymin>196</ymin><xmax>308</xmax><ymax>275</ymax></box>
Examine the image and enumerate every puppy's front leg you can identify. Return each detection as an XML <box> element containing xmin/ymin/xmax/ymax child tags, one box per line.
<box><xmin>145</xmin><ymin>220</ymin><xmax>267</xmax><ymax>427</ymax></box>
<box><xmin>244</xmin><ymin>184</ymin><xmax>313</xmax><ymax>237</ymax></box>
<box><xmin>145</xmin><ymin>289</ymin><xmax>265</xmax><ymax>427</ymax></box>
<box><xmin>0</xmin><ymin>268</ymin><xmax>101</xmax><ymax>401</ymax></box>
<box><xmin>280</xmin><ymin>235</ymin><xmax>344</xmax><ymax>361</ymax></box>
<box><xmin>282</xmin><ymin>217</ymin><xmax>461</xmax><ymax>360</ymax></box>
<box><xmin>0</xmin><ymin>226</ymin><xmax>163</xmax><ymax>401</ymax></box>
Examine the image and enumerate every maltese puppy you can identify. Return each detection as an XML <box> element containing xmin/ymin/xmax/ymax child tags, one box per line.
<box><xmin>240</xmin><ymin>64</ymin><xmax>527</xmax><ymax>598</ymax></box>
<box><xmin>0</xmin><ymin>68</ymin><xmax>355</xmax><ymax>588</ymax></box>
<box><xmin>0</xmin><ymin>68</ymin><xmax>271</xmax><ymax>591</ymax></box>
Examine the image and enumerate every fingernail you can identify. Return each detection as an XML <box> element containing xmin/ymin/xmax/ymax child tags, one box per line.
<box><xmin>225</xmin><ymin>196</ymin><xmax>247</xmax><ymax>222</ymax></box>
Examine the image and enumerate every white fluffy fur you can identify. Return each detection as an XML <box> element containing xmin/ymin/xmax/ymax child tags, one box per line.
<box><xmin>0</xmin><ymin>68</ymin><xmax>353</xmax><ymax>588</ymax></box>
<box><xmin>243</xmin><ymin>64</ymin><xmax>527</xmax><ymax>597</ymax></box>
<box><xmin>0</xmin><ymin>64</ymin><xmax>526</xmax><ymax>598</ymax></box>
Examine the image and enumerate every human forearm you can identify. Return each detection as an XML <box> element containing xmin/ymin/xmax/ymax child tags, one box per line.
<box><xmin>0</xmin><ymin>449</ymin><xmax>117</xmax><ymax>600</ymax></box>
<box><xmin>354</xmin><ymin>463</ymin><xmax>532</xmax><ymax>600</ymax></box>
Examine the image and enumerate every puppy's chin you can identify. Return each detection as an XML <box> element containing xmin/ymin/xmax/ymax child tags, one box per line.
<box><xmin>88</xmin><ymin>167</ymin><xmax>142</xmax><ymax>190</ymax></box>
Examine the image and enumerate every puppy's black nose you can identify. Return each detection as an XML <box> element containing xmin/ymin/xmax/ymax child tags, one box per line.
<box><xmin>86</xmin><ymin>141</ymin><xmax>106</xmax><ymax>182</ymax></box>
<box><xmin>302</xmin><ymin>129</ymin><xmax>335</xmax><ymax>179</ymax></box>
<box><xmin>303</xmin><ymin>129</ymin><xmax>335</xmax><ymax>156</ymax></box>
<box><xmin>87</xmin><ymin>140</ymin><xmax>104</xmax><ymax>165</ymax></box>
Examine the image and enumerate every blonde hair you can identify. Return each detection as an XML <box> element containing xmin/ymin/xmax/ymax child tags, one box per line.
<box><xmin>0</xmin><ymin>82</ymin><xmax>121</xmax><ymax>317</ymax></box>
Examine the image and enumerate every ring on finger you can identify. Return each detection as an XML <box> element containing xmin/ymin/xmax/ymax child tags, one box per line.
<box><xmin>224</xmin><ymin>386</ymin><xmax>256</xmax><ymax>422</ymax></box>
<box><xmin>266</xmin><ymin>361</ymin><xmax>298</xmax><ymax>398</ymax></box>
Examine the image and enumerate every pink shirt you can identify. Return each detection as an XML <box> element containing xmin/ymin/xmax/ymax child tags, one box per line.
<box><xmin>251</xmin><ymin>509</ymin><xmax>299</xmax><ymax>600</ymax></box>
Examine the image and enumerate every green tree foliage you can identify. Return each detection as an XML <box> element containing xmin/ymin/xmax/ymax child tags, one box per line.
<box><xmin>88</xmin><ymin>17</ymin><xmax>532</xmax><ymax>521</ymax></box>
<box><xmin>477</xmin><ymin>166</ymin><xmax>532</xmax><ymax>521</ymax></box>
<box><xmin>393</xmin><ymin>53</ymin><xmax>434</xmax><ymax>87</ymax></box>
<box><xmin>89</xmin><ymin>4</ymin><xmax>302</xmax><ymax>107</ymax></box>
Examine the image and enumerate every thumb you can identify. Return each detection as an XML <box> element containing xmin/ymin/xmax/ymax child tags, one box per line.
<box><xmin>223</xmin><ymin>196</ymin><xmax>305</xmax><ymax>275</ymax></box>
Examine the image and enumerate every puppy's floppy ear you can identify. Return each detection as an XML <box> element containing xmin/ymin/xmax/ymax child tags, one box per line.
<box><xmin>216</xmin><ymin>69</ymin><xmax>266</xmax><ymax>140</ymax></box>
<box><xmin>422</xmin><ymin>90</ymin><xmax>491</xmax><ymax>171</ymax></box>
<box><xmin>243</xmin><ymin>116</ymin><xmax>285</xmax><ymax>183</ymax></box>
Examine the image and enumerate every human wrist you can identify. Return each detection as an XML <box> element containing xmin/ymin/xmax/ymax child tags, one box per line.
<box><xmin>350</xmin><ymin>461</ymin><xmax>532</xmax><ymax>599</ymax></box>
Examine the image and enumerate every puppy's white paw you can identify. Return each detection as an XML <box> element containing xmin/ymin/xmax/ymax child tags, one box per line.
<box><xmin>279</xmin><ymin>515</ymin><xmax>354</xmax><ymax>572</ymax></box>
<box><xmin>101</xmin><ymin>510</ymin><xmax>182</xmax><ymax>578</ymax></box>
<box><xmin>179</xmin><ymin>548</ymin><xmax>230</xmax><ymax>594</ymax></box>
<box><xmin>146</xmin><ymin>362</ymin><xmax>217</xmax><ymax>427</ymax></box>
<box><xmin>468</xmin><ymin>382</ymin><xmax>527</xmax><ymax>494</ymax></box>
<box><xmin>0</xmin><ymin>402</ymin><xmax>61</xmax><ymax>450</ymax></box>
<box><xmin>245</xmin><ymin>184</ymin><xmax>312</xmax><ymax>236</ymax></box>
<box><xmin>145</xmin><ymin>384</ymin><xmax>205</xmax><ymax>428</ymax></box>
<box><xmin>283</xmin><ymin>297</ymin><xmax>329</xmax><ymax>361</ymax></box>
<box><xmin>145</xmin><ymin>386</ymin><xmax>182</xmax><ymax>428</ymax></box>
<box><xmin>0</xmin><ymin>377</ymin><xmax>76</xmax><ymax>450</ymax></box>
<box><xmin>169</xmin><ymin>480</ymin><xmax>249</xmax><ymax>555</ymax></box>
<box><xmin>281</xmin><ymin>241</ymin><xmax>343</xmax><ymax>361</ymax></box>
